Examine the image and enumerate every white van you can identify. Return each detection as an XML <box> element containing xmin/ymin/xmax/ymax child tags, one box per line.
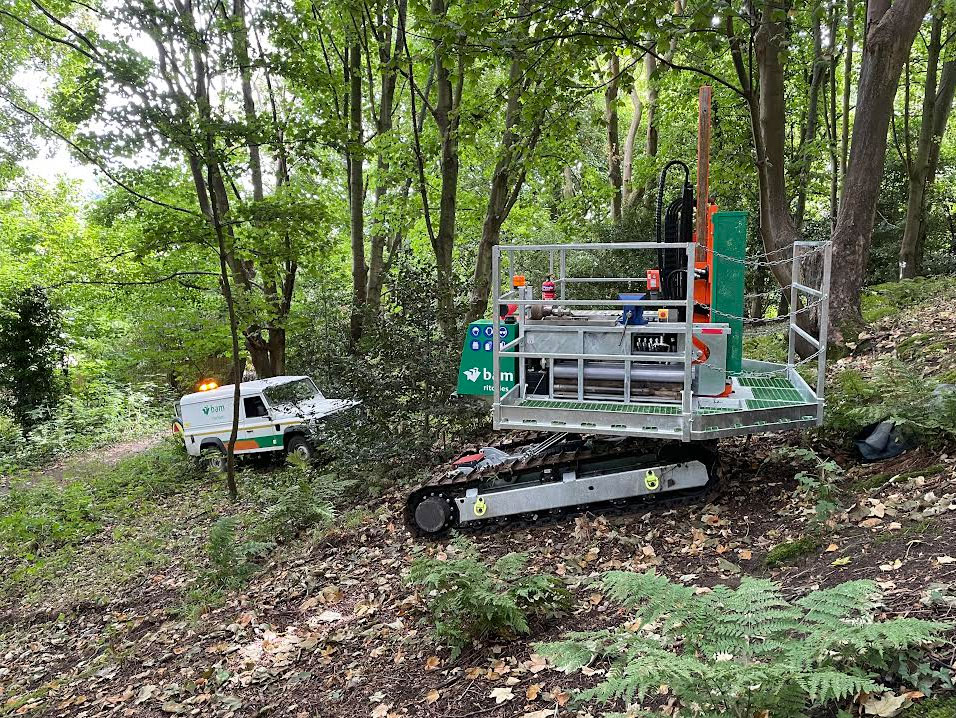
<box><xmin>173</xmin><ymin>376</ymin><xmax>357</xmax><ymax>470</ymax></box>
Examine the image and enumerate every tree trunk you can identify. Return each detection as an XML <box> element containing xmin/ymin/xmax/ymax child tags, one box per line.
<box><xmin>562</xmin><ymin>167</ymin><xmax>575</xmax><ymax>199</ymax></box>
<box><xmin>348</xmin><ymin>41</ymin><xmax>367</xmax><ymax>344</ymax></box>
<box><xmin>750</xmin><ymin>3</ymin><xmax>801</xmax><ymax>289</ymax></box>
<box><xmin>429</xmin><ymin>0</ymin><xmax>462</xmax><ymax>339</ymax></box>
<box><xmin>643</xmin><ymin>50</ymin><xmax>660</xmax><ymax>207</ymax></box>
<box><xmin>466</xmin><ymin>24</ymin><xmax>542</xmax><ymax>324</ymax></box>
<box><xmin>794</xmin><ymin>6</ymin><xmax>825</xmax><ymax>229</ymax></box>
<box><xmin>840</xmin><ymin>0</ymin><xmax>855</xmax><ymax>197</ymax></box>
<box><xmin>366</xmin><ymin>0</ymin><xmax>406</xmax><ymax>316</ymax></box>
<box><xmin>230</xmin><ymin>0</ymin><xmax>263</xmax><ymax>203</ymax></box>
<box><xmin>830</xmin><ymin>0</ymin><xmax>931</xmax><ymax>333</ymax></box>
<box><xmin>622</xmin><ymin>84</ymin><xmax>643</xmax><ymax>209</ymax></box>
<box><xmin>605</xmin><ymin>53</ymin><xmax>622</xmax><ymax>221</ymax></box>
<box><xmin>900</xmin><ymin>12</ymin><xmax>953</xmax><ymax>278</ymax></box>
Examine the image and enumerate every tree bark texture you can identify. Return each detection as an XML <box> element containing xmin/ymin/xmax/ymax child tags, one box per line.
<box><xmin>466</xmin><ymin>22</ymin><xmax>543</xmax><ymax>324</ymax></box>
<box><xmin>899</xmin><ymin>12</ymin><xmax>956</xmax><ymax>278</ymax></box>
<box><xmin>605</xmin><ymin>53</ymin><xmax>622</xmax><ymax>221</ymax></box>
<box><xmin>348</xmin><ymin>40</ymin><xmax>367</xmax><ymax>344</ymax></box>
<box><xmin>366</xmin><ymin>0</ymin><xmax>406</xmax><ymax>317</ymax></box>
<box><xmin>830</xmin><ymin>0</ymin><xmax>931</xmax><ymax>331</ymax></box>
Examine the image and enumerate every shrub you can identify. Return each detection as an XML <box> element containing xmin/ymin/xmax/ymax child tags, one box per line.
<box><xmin>289</xmin><ymin>257</ymin><xmax>489</xmax><ymax>488</ymax></box>
<box><xmin>207</xmin><ymin>516</ymin><xmax>273</xmax><ymax>587</ymax></box>
<box><xmin>408</xmin><ymin>537</ymin><xmax>571</xmax><ymax>658</ymax></box>
<box><xmin>539</xmin><ymin>573</ymin><xmax>949</xmax><ymax>718</ymax></box>
<box><xmin>826</xmin><ymin>363</ymin><xmax>956</xmax><ymax>443</ymax></box>
<box><xmin>255</xmin><ymin>478</ymin><xmax>335</xmax><ymax>542</ymax></box>
<box><xmin>0</xmin><ymin>285</ymin><xmax>66</xmax><ymax>429</ymax></box>
<box><xmin>0</xmin><ymin>379</ymin><xmax>165</xmax><ymax>470</ymax></box>
<box><xmin>0</xmin><ymin>439</ymin><xmax>199</xmax><ymax>560</ymax></box>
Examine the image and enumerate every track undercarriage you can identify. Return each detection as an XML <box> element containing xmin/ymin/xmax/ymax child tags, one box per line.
<box><xmin>405</xmin><ymin>434</ymin><xmax>720</xmax><ymax>535</ymax></box>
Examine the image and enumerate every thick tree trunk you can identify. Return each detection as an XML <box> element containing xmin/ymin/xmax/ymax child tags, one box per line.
<box><xmin>348</xmin><ymin>41</ymin><xmax>367</xmax><ymax>344</ymax></box>
<box><xmin>605</xmin><ymin>54</ymin><xmax>622</xmax><ymax>221</ymax></box>
<box><xmin>900</xmin><ymin>13</ymin><xmax>955</xmax><ymax>278</ymax></box>
<box><xmin>751</xmin><ymin>4</ymin><xmax>801</xmax><ymax>289</ymax></box>
<box><xmin>830</xmin><ymin>0</ymin><xmax>931</xmax><ymax>333</ymax></box>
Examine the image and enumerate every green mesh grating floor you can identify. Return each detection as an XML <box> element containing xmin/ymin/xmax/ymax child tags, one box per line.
<box><xmin>519</xmin><ymin>399</ymin><xmax>680</xmax><ymax>415</ymax></box>
<box><xmin>750</xmin><ymin>386</ymin><xmax>804</xmax><ymax>403</ymax></box>
<box><xmin>738</xmin><ymin>376</ymin><xmax>796</xmax><ymax>389</ymax></box>
<box><xmin>745</xmin><ymin>399</ymin><xmax>808</xmax><ymax>410</ymax></box>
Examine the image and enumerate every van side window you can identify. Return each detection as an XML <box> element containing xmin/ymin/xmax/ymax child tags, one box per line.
<box><xmin>243</xmin><ymin>396</ymin><xmax>269</xmax><ymax>418</ymax></box>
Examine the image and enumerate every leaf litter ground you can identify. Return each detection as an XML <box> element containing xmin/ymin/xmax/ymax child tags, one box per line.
<box><xmin>4</xmin><ymin>296</ymin><xmax>956</xmax><ymax>717</ymax></box>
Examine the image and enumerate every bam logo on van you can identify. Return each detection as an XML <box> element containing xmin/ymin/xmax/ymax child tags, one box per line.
<box><xmin>202</xmin><ymin>405</ymin><xmax>226</xmax><ymax>416</ymax></box>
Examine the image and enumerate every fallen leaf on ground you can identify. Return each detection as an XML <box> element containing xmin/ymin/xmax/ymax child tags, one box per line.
<box><xmin>526</xmin><ymin>683</ymin><xmax>542</xmax><ymax>700</ymax></box>
<box><xmin>489</xmin><ymin>687</ymin><xmax>514</xmax><ymax>704</ymax></box>
<box><xmin>862</xmin><ymin>691</ymin><xmax>913</xmax><ymax>717</ymax></box>
<box><xmin>424</xmin><ymin>655</ymin><xmax>441</xmax><ymax>671</ymax></box>
<box><xmin>424</xmin><ymin>689</ymin><xmax>439</xmax><ymax>705</ymax></box>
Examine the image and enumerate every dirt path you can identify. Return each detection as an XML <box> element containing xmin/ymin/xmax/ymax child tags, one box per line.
<box><xmin>3</xmin><ymin>432</ymin><xmax>166</xmax><ymax>492</ymax></box>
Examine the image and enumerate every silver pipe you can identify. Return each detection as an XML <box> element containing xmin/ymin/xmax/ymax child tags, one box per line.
<box><xmin>552</xmin><ymin>362</ymin><xmax>685</xmax><ymax>383</ymax></box>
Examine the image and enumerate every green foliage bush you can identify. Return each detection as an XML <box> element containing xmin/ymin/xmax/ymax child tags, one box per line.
<box><xmin>408</xmin><ymin>537</ymin><xmax>571</xmax><ymax>658</ymax></box>
<box><xmin>207</xmin><ymin>516</ymin><xmax>273</xmax><ymax>588</ymax></box>
<box><xmin>0</xmin><ymin>285</ymin><xmax>67</xmax><ymax>429</ymax></box>
<box><xmin>254</xmin><ymin>477</ymin><xmax>335</xmax><ymax>542</ymax></box>
<box><xmin>826</xmin><ymin>362</ymin><xmax>956</xmax><ymax>442</ymax></box>
<box><xmin>0</xmin><ymin>439</ymin><xmax>201</xmax><ymax>560</ymax></box>
<box><xmin>0</xmin><ymin>379</ymin><xmax>165</xmax><ymax>471</ymax></box>
<box><xmin>539</xmin><ymin>573</ymin><xmax>949</xmax><ymax>718</ymax></box>
<box><xmin>290</xmin><ymin>257</ymin><xmax>490</xmax><ymax>488</ymax></box>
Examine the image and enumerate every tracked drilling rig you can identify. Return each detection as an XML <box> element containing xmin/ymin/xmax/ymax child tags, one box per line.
<box><xmin>406</xmin><ymin>87</ymin><xmax>832</xmax><ymax>535</ymax></box>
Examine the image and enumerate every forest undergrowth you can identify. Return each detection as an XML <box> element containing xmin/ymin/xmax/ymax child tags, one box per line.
<box><xmin>2</xmin><ymin>277</ymin><xmax>956</xmax><ymax>717</ymax></box>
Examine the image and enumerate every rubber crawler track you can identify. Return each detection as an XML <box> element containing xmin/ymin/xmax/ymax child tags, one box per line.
<box><xmin>405</xmin><ymin>437</ymin><xmax>720</xmax><ymax>537</ymax></box>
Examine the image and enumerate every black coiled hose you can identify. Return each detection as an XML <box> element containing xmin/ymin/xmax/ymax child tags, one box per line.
<box><xmin>655</xmin><ymin>160</ymin><xmax>693</xmax><ymax>301</ymax></box>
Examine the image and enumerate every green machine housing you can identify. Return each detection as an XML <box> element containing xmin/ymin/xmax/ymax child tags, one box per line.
<box><xmin>457</xmin><ymin>320</ymin><xmax>517</xmax><ymax>396</ymax></box>
<box><xmin>711</xmin><ymin>211</ymin><xmax>747</xmax><ymax>373</ymax></box>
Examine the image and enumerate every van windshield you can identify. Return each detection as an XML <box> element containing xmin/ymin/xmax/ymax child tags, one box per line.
<box><xmin>263</xmin><ymin>378</ymin><xmax>323</xmax><ymax>407</ymax></box>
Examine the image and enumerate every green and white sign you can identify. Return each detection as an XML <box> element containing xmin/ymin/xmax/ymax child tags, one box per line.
<box><xmin>456</xmin><ymin>320</ymin><xmax>517</xmax><ymax>396</ymax></box>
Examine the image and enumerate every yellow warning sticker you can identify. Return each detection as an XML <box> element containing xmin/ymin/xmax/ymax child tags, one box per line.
<box><xmin>474</xmin><ymin>498</ymin><xmax>487</xmax><ymax>516</ymax></box>
<box><xmin>644</xmin><ymin>471</ymin><xmax>660</xmax><ymax>491</ymax></box>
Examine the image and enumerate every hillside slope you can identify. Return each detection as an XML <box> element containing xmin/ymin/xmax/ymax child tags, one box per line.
<box><xmin>3</xmin><ymin>278</ymin><xmax>956</xmax><ymax>718</ymax></box>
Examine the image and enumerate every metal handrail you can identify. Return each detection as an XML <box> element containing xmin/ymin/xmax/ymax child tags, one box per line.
<box><xmin>502</xmin><ymin>241</ymin><xmax>694</xmax><ymax>251</ymax></box>
<box><xmin>491</xmin><ymin>241</ymin><xmax>698</xmax><ymax>438</ymax></box>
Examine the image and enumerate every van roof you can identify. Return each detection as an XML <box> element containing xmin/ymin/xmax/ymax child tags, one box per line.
<box><xmin>180</xmin><ymin>376</ymin><xmax>310</xmax><ymax>405</ymax></box>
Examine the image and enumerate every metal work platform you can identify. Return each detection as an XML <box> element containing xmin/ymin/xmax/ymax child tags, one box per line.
<box><xmin>488</xmin><ymin>238</ymin><xmax>831</xmax><ymax>443</ymax></box>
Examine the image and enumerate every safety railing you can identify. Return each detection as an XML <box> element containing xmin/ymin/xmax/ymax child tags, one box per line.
<box><xmin>787</xmin><ymin>240</ymin><xmax>832</xmax><ymax>423</ymax></box>
<box><xmin>491</xmin><ymin>242</ymin><xmax>698</xmax><ymax>439</ymax></box>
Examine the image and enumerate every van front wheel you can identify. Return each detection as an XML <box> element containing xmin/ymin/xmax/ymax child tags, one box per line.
<box><xmin>286</xmin><ymin>435</ymin><xmax>315</xmax><ymax>463</ymax></box>
<box><xmin>201</xmin><ymin>446</ymin><xmax>227</xmax><ymax>472</ymax></box>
